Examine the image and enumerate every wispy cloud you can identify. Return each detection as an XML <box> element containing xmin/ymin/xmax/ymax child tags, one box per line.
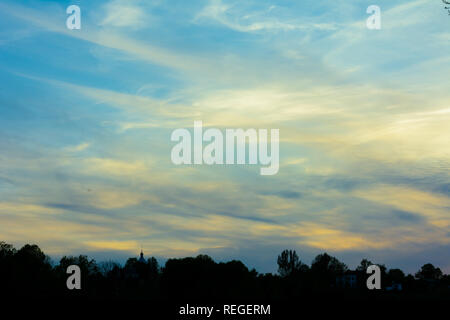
<box><xmin>64</xmin><ymin>142</ymin><xmax>91</xmax><ymax>153</ymax></box>
<box><xmin>0</xmin><ymin>1</ymin><xmax>206</xmax><ymax>73</ymax></box>
<box><xmin>99</xmin><ymin>0</ymin><xmax>148</xmax><ymax>29</ymax></box>
<box><xmin>195</xmin><ymin>0</ymin><xmax>336</xmax><ymax>32</ymax></box>
<box><xmin>0</xmin><ymin>0</ymin><xmax>449</xmax><ymax>274</ymax></box>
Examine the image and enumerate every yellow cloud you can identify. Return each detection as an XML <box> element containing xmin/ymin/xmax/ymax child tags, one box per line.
<box><xmin>298</xmin><ymin>228</ymin><xmax>385</xmax><ymax>251</ymax></box>
<box><xmin>354</xmin><ymin>184</ymin><xmax>450</xmax><ymax>228</ymax></box>
<box><xmin>64</xmin><ymin>142</ymin><xmax>90</xmax><ymax>153</ymax></box>
<box><xmin>84</xmin><ymin>240</ymin><xmax>138</xmax><ymax>251</ymax></box>
<box><xmin>88</xmin><ymin>189</ymin><xmax>146</xmax><ymax>209</ymax></box>
<box><xmin>0</xmin><ymin>202</ymin><xmax>59</xmax><ymax>215</ymax></box>
<box><xmin>83</xmin><ymin>158</ymin><xmax>147</xmax><ymax>176</ymax></box>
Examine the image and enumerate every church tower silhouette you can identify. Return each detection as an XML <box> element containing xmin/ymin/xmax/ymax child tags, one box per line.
<box><xmin>139</xmin><ymin>249</ymin><xmax>146</xmax><ymax>263</ymax></box>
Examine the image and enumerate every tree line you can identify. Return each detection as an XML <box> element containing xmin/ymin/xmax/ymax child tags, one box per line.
<box><xmin>0</xmin><ymin>242</ymin><xmax>449</xmax><ymax>300</ymax></box>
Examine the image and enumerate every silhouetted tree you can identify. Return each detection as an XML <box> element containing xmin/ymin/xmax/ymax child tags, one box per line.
<box><xmin>0</xmin><ymin>241</ymin><xmax>16</xmax><ymax>258</ymax></box>
<box><xmin>356</xmin><ymin>259</ymin><xmax>373</xmax><ymax>272</ymax></box>
<box><xmin>277</xmin><ymin>249</ymin><xmax>308</xmax><ymax>277</ymax></box>
<box><xmin>0</xmin><ymin>242</ymin><xmax>16</xmax><ymax>296</ymax></box>
<box><xmin>415</xmin><ymin>263</ymin><xmax>443</xmax><ymax>280</ymax></box>
<box><xmin>162</xmin><ymin>254</ymin><xmax>217</xmax><ymax>299</ymax></box>
<box><xmin>310</xmin><ymin>253</ymin><xmax>347</xmax><ymax>290</ymax></box>
<box><xmin>311</xmin><ymin>253</ymin><xmax>347</xmax><ymax>275</ymax></box>
<box><xmin>13</xmin><ymin>244</ymin><xmax>54</xmax><ymax>296</ymax></box>
<box><xmin>147</xmin><ymin>257</ymin><xmax>159</xmax><ymax>277</ymax></box>
<box><xmin>1</xmin><ymin>240</ymin><xmax>449</xmax><ymax>300</ymax></box>
<box><xmin>58</xmin><ymin>255</ymin><xmax>99</xmax><ymax>276</ymax></box>
<box><xmin>388</xmin><ymin>268</ymin><xmax>405</xmax><ymax>283</ymax></box>
<box><xmin>99</xmin><ymin>260</ymin><xmax>120</xmax><ymax>276</ymax></box>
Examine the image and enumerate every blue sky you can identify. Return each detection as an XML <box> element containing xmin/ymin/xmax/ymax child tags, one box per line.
<box><xmin>0</xmin><ymin>0</ymin><xmax>449</xmax><ymax>274</ymax></box>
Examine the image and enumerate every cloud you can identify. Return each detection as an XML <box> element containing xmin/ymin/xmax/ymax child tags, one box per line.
<box><xmin>84</xmin><ymin>240</ymin><xmax>139</xmax><ymax>251</ymax></box>
<box><xmin>0</xmin><ymin>1</ymin><xmax>206</xmax><ymax>73</ymax></box>
<box><xmin>354</xmin><ymin>185</ymin><xmax>450</xmax><ymax>229</ymax></box>
<box><xmin>0</xmin><ymin>176</ymin><xmax>14</xmax><ymax>185</ymax></box>
<box><xmin>44</xmin><ymin>203</ymin><xmax>111</xmax><ymax>216</ymax></box>
<box><xmin>260</xmin><ymin>191</ymin><xmax>302</xmax><ymax>199</ymax></box>
<box><xmin>1</xmin><ymin>0</ymin><xmax>449</xmax><ymax>274</ymax></box>
<box><xmin>64</xmin><ymin>142</ymin><xmax>91</xmax><ymax>153</ymax></box>
<box><xmin>195</xmin><ymin>0</ymin><xmax>336</xmax><ymax>33</ymax></box>
<box><xmin>100</xmin><ymin>0</ymin><xmax>148</xmax><ymax>29</ymax></box>
<box><xmin>391</xmin><ymin>210</ymin><xmax>424</xmax><ymax>223</ymax></box>
<box><xmin>82</xmin><ymin>158</ymin><xmax>147</xmax><ymax>177</ymax></box>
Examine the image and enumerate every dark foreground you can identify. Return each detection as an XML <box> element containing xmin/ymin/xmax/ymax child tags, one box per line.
<box><xmin>1</xmin><ymin>241</ymin><xmax>449</xmax><ymax>318</ymax></box>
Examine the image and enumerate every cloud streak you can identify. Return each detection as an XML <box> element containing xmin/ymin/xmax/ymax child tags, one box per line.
<box><xmin>0</xmin><ymin>0</ymin><xmax>449</xmax><ymax>274</ymax></box>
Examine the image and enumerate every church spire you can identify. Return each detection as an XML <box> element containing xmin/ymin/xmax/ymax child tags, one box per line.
<box><xmin>139</xmin><ymin>247</ymin><xmax>146</xmax><ymax>263</ymax></box>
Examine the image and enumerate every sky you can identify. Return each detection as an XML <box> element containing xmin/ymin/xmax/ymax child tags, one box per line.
<box><xmin>0</xmin><ymin>0</ymin><xmax>449</xmax><ymax>274</ymax></box>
